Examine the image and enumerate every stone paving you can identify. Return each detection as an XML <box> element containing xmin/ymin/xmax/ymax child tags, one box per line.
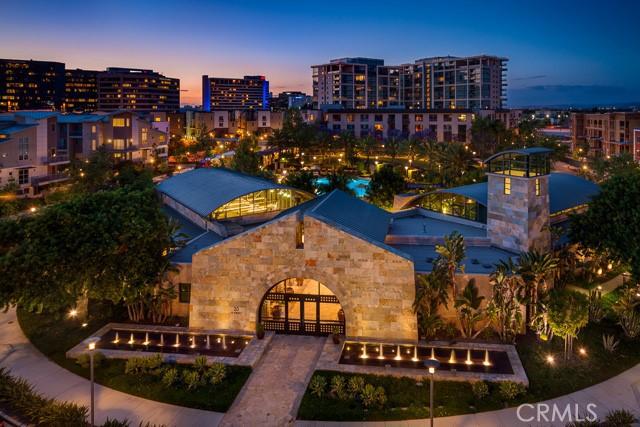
<box><xmin>220</xmin><ymin>334</ymin><xmax>325</xmax><ymax>427</ymax></box>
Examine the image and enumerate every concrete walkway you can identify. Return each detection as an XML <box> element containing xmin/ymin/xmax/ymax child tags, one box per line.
<box><xmin>0</xmin><ymin>308</ymin><xmax>223</xmax><ymax>427</ymax></box>
<box><xmin>296</xmin><ymin>360</ymin><xmax>640</xmax><ymax>427</ymax></box>
<box><xmin>568</xmin><ymin>274</ymin><xmax>625</xmax><ymax>296</ymax></box>
<box><xmin>221</xmin><ymin>335</ymin><xmax>325</xmax><ymax>426</ymax></box>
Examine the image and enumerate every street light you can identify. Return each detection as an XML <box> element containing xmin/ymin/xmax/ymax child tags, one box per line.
<box><xmin>424</xmin><ymin>359</ymin><xmax>440</xmax><ymax>427</ymax></box>
<box><xmin>85</xmin><ymin>337</ymin><xmax>100</xmax><ymax>427</ymax></box>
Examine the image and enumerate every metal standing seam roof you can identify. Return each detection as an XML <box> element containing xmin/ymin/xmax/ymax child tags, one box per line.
<box><xmin>421</xmin><ymin>173</ymin><xmax>599</xmax><ymax>214</ymax></box>
<box><xmin>155</xmin><ymin>168</ymin><xmax>297</xmax><ymax>217</ymax></box>
<box><xmin>484</xmin><ymin>147</ymin><xmax>553</xmax><ymax>163</ymax></box>
<box><xmin>0</xmin><ymin>123</ymin><xmax>37</xmax><ymax>137</ymax></box>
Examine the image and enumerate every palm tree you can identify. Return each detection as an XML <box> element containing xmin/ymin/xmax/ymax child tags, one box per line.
<box><xmin>435</xmin><ymin>231</ymin><xmax>466</xmax><ymax>298</ymax></box>
<box><xmin>454</xmin><ymin>279</ymin><xmax>486</xmax><ymax>338</ymax></box>
<box><xmin>517</xmin><ymin>250</ymin><xmax>559</xmax><ymax>322</ymax></box>
<box><xmin>487</xmin><ymin>259</ymin><xmax>525</xmax><ymax>343</ymax></box>
<box><xmin>413</xmin><ymin>271</ymin><xmax>448</xmax><ymax>339</ymax></box>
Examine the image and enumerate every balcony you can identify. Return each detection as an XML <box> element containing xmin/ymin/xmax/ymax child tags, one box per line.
<box><xmin>31</xmin><ymin>173</ymin><xmax>70</xmax><ymax>187</ymax></box>
<box><xmin>41</xmin><ymin>154</ymin><xmax>70</xmax><ymax>165</ymax></box>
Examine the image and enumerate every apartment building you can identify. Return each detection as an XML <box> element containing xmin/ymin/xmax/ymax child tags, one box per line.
<box><xmin>571</xmin><ymin>112</ymin><xmax>640</xmax><ymax>157</ymax></box>
<box><xmin>633</xmin><ymin>129</ymin><xmax>640</xmax><ymax>163</ymax></box>
<box><xmin>312</xmin><ymin>55</ymin><xmax>507</xmax><ymax>111</ymax></box>
<box><xmin>202</xmin><ymin>75</ymin><xmax>269</xmax><ymax>111</ymax></box>
<box><xmin>318</xmin><ymin>108</ymin><xmax>473</xmax><ymax>142</ymax></box>
<box><xmin>187</xmin><ymin>110</ymin><xmax>283</xmax><ymax>138</ymax></box>
<box><xmin>98</xmin><ymin>68</ymin><xmax>179</xmax><ymax>112</ymax></box>
<box><xmin>63</xmin><ymin>69</ymin><xmax>99</xmax><ymax>112</ymax></box>
<box><xmin>0</xmin><ymin>111</ymin><xmax>169</xmax><ymax>195</ymax></box>
<box><xmin>0</xmin><ymin>59</ymin><xmax>65</xmax><ymax>111</ymax></box>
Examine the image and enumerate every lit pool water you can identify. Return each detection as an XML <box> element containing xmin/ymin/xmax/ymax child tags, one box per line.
<box><xmin>315</xmin><ymin>177</ymin><xmax>370</xmax><ymax>198</ymax></box>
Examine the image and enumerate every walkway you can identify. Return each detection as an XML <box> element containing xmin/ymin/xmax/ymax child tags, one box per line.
<box><xmin>568</xmin><ymin>274</ymin><xmax>625</xmax><ymax>296</ymax></box>
<box><xmin>0</xmin><ymin>308</ymin><xmax>223</xmax><ymax>427</ymax></box>
<box><xmin>221</xmin><ymin>335</ymin><xmax>325</xmax><ymax>426</ymax></box>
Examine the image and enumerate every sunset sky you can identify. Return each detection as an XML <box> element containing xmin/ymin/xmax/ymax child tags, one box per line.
<box><xmin>2</xmin><ymin>0</ymin><xmax>639</xmax><ymax>107</ymax></box>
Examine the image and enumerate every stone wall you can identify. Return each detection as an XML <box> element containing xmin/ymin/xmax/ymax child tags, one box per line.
<box><xmin>190</xmin><ymin>212</ymin><xmax>418</xmax><ymax>341</ymax></box>
<box><xmin>487</xmin><ymin>173</ymin><xmax>550</xmax><ymax>253</ymax></box>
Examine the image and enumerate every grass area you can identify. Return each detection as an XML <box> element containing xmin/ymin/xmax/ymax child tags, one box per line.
<box><xmin>17</xmin><ymin>307</ymin><xmax>251</xmax><ymax>412</ymax></box>
<box><xmin>298</xmin><ymin>320</ymin><xmax>640</xmax><ymax>421</ymax></box>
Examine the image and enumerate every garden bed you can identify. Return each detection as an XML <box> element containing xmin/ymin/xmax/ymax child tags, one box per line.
<box><xmin>298</xmin><ymin>321</ymin><xmax>640</xmax><ymax>421</ymax></box>
<box><xmin>17</xmin><ymin>307</ymin><xmax>251</xmax><ymax>412</ymax></box>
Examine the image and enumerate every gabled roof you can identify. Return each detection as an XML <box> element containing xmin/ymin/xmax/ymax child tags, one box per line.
<box><xmin>155</xmin><ymin>168</ymin><xmax>294</xmax><ymax>217</ymax></box>
<box><xmin>307</xmin><ymin>189</ymin><xmax>392</xmax><ymax>244</ymax></box>
<box><xmin>436</xmin><ymin>181</ymin><xmax>488</xmax><ymax>206</ymax></box>
<box><xmin>0</xmin><ymin>123</ymin><xmax>37</xmax><ymax>137</ymax></box>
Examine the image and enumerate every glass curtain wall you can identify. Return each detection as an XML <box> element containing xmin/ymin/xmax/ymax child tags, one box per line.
<box><xmin>211</xmin><ymin>189</ymin><xmax>311</xmax><ymax>220</ymax></box>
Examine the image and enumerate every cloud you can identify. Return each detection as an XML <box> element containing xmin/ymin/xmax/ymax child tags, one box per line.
<box><xmin>508</xmin><ymin>84</ymin><xmax>640</xmax><ymax>107</ymax></box>
<box><xmin>511</xmin><ymin>75</ymin><xmax>547</xmax><ymax>82</ymax></box>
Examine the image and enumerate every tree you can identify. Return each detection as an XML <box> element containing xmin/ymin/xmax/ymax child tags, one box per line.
<box><xmin>413</xmin><ymin>270</ymin><xmax>448</xmax><ymax>338</ymax></box>
<box><xmin>486</xmin><ymin>259</ymin><xmax>525</xmax><ymax>343</ymax></box>
<box><xmin>365</xmin><ymin>164</ymin><xmax>406</xmax><ymax>208</ymax></box>
<box><xmin>547</xmin><ymin>289</ymin><xmax>589</xmax><ymax>360</ymax></box>
<box><xmin>384</xmin><ymin>136</ymin><xmax>401</xmax><ymax>162</ymax></box>
<box><xmin>284</xmin><ymin>170</ymin><xmax>316</xmax><ymax>194</ymax></box>
<box><xmin>454</xmin><ymin>279</ymin><xmax>487</xmax><ymax>338</ymax></box>
<box><xmin>0</xmin><ymin>187</ymin><xmax>175</xmax><ymax>318</ymax></box>
<box><xmin>434</xmin><ymin>231</ymin><xmax>466</xmax><ymax>298</ymax></box>
<box><xmin>316</xmin><ymin>173</ymin><xmax>355</xmax><ymax>196</ymax></box>
<box><xmin>231</xmin><ymin>137</ymin><xmax>260</xmax><ymax>175</ymax></box>
<box><xmin>470</xmin><ymin>116</ymin><xmax>511</xmax><ymax>157</ymax></box>
<box><xmin>570</xmin><ymin>169</ymin><xmax>640</xmax><ymax>283</ymax></box>
<box><xmin>517</xmin><ymin>249</ymin><xmax>558</xmax><ymax>323</ymax></box>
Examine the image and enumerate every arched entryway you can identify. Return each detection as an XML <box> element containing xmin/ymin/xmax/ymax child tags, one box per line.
<box><xmin>258</xmin><ymin>278</ymin><xmax>345</xmax><ymax>335</ymax></box>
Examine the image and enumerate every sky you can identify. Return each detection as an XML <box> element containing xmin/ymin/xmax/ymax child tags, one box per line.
<box><xmin>2</xmin><ymin>0</ymin><xmax>639</xmax><ymax>107</ymax></box>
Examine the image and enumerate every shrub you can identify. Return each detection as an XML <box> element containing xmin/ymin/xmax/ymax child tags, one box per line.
<box><xmin>101</xmin><ymin>418</ymin><xmax>131</xmax><ymax>427</ymax></box>
<box><xmin>618</xmin><ymin>310</ymin><xmax>640</xmax><ymax>339</ymax></box>
<box><xmin>472</xmin><ymin>381</ymin><xmax>489</xmax><ymax>400</ymax></box>
<box><xmin>36</xmin><ymin>400</ymin><xmax>89</xmax><ymax>426</ymax></box>
<box><xmin>161</xmin><ymin>367</ymin><xmax>179</xmax><ymax>387</ymax></box>
<box><xmin>603</xmin><ymin>409</ymin><xmax>637</xmax><ymax>426</ymax></box>
<box><xmin>182</xmin><ymin>370</ymin><xmax>202</xmax><ymax>391</ymax></box>
<box><xmin>193</xmin><ymin>355</ymin><xmax>209</xmax><ymax>373</ymax></box>
<box><xmin>76</xmin><ymin>352</ymin><xmax>106</xmax><ymax>369</ymax></box>
<box><xmin>347</xmin><ymin>376</ymin><xmax>365</xmax><ymax>399</ymax></box>
<box><xmin>374</xmin><ymin>386</ymin><xmax>387</xmax><ymax>408</ymax></box>
<box><xmin>124</xmin><ymin>354</ymin><xmax>163</xmax><ymax>376</ymax></box>
<box><xmin>602</xmin><ymin>334</ymin><xmax>620</xmax><ymax>353</ymax></box>
<box><xmin>206</xmin><ymin>363</ymin><xmax>226</xmax><ymax>385</ymax></box>
<box><xmin>498</xmin><ymin>381</ymin><xmax>526</xmax><ymax>402</ymax></box>
<box><xmin>330</xmin><ymin>375</ymin><xmax>348</xmax><ymax>400</ymax></box>
<box><xmin>309</xmin><ymin>375</ymin><xmax>327</xmax><ymax>398</ymax></box>
<box><xmin>360</xmin><ymin>383</ymin><xmax>378</xmax><ymax>408</ymax></box>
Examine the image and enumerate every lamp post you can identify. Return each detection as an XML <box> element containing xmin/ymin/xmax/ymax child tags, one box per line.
<box><xmin>85</xmin><ymin>337</ymin><xmax>100</xmax><ymax>427</ymax></box>
<box><xmin>424</xmin><ymin>359</ymin><xmax>440</xmax><ymax>427</ymax></box>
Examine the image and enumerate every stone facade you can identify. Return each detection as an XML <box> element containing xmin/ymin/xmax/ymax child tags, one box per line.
<box><xmin>190</xmin><ymin>212</ymin><xmax>418</xmax><ymax>341</ymax></box>
<box><xmin>487</xmin><ymin>173</ymin><xmax>550</xmax><ymax>253</ymax></box>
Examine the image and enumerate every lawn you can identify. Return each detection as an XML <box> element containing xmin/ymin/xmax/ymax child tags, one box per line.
<box><xmin>298</xmin><ymin>320</ymin><xmax>640</xmax><ymax>421</ymax></box>
<box><xmin>17</xmin><ymin>307</ymin><xmax>251</xmax><ymax>412</ymax></box>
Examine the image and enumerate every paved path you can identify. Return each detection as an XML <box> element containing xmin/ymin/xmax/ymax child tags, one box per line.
<box><xmin>0</xmin><ymin>308</ymin><xmax>223</xmax><ymax>427</ymax></box>
<box><xmin>296</xmin><ymin>362</ymin><xmax>640</xmax><ymax>427</ymax></box>
<box><xmin>568</xmin><ymin>274</ymin><xmax>625</xmax><ymax>296</ymax></box>
<box><xmin>221</xmin><ymin>335</ymin><xmax>325</xmax><ymax>426</ymax></box>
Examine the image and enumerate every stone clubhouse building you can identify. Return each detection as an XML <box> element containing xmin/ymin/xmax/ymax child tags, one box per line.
<box><xmin>157</xmin><ymin>148</ymin><xmax>599</xmax><ymax>342</ymax></box>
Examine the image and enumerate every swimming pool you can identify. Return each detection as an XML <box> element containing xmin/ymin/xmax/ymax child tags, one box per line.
<box><xmin>315</xmin><ymin>177</ymin><xmax>370</xmax><ymax>198</ymax></box>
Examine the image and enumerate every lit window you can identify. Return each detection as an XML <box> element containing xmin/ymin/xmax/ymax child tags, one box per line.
<box><xmin>504</xmin><ymin>177</ymin><xmax>511</xmax><ymax>195</ymax></box>
<box><xmin>18</xmin><ymin>137</ymin><xmax>29</xmax><ymax>160</ymax></box>
<box><xmin>112</xmin><ymin>118</ymin><xmax>126</xmax><ymax>127</ymax></box>
<box><xmin>18</xmin><ymin>168</ymin><xmax>29</xmax><ymax>185</ymax></box>
<box><xmin>296</xmin><ymin>220</ymin><xmax>304</xmax><ymax>249</ymax></box>
<box><xmin>535</xmin><ymin>179</ymin><xmax>541</xmax><ymax>196</ymax></box>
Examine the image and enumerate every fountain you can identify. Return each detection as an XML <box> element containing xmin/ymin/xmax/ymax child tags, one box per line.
<box><xmin>173</xmin><ymin>333</ymin><xmax>180</xmax><ymax>347</ymax></box>
<box><xmin>412</xmin><ymin>346</ymin><xmax>419</xmax><ymax>362</ymax></box>
<box><xmin>394</xmin><ymin>345</ymin><xmax>402</xmax><ymax>361</ymax></box>
<box><xmin>128</xmin><ymin>333</ymin><xmax>135</xmax><ymax>345</ymax></box>
<box><xmin>378</xmin><ymin>343</ymin><xmax>384</xmax><ymax>360</ymax></box>
<box><xmin>449</xmin><ymin>349</ymin><xmax>457</xmax><ymax>364</ymax></box>
<box><xmin>113</xmin><ymin>331</ymin><xmax>120</xmax><ymax>344</ymax></box>
<box><xmin>206</xmin><ymin>335</ymin><xmax>211</xmax><ymax>349</ymax></box>
<box><xmin>430</xmin><ymin>347</ymin><xmax>436</xmax><ymax>360</ymax></box>
<box><xmin>360</xmin><ymin>344</ymin><xmax>368</xmax><ymax>359</ymax></box>
<box><xmin>483</xmin><ymin>349</ymin><xmax>491</xmax><ymax>366</ymax></box>
<box><xmin>143</xmin><ymin>332</ymin><xmax>150</xmax><ymax>346</ymax></box>
<box><xmin>189</xmin><ymin>336</ymin><xmax>196</xmax><ymax>349</ymax></box>
<box><xmin>222</xmin><ymin>335</ymin><xmax>227</xmax><ymax>350</ymax></box>
<box><xmin>159</xmin><ymin>333</ymin><xmax>164</xmax><ymax>347</ymax></box>
<box><xmin>465</xmin><ymin>349</ymin><xmax>473</xmax><ymax>365</ymax></box>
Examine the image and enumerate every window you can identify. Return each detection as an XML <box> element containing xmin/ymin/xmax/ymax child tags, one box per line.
<box><xmin>504</xmin><ymin>177</ymin><xmax>511</xmax><ymax>195</ymax></box>
<box><xmin>535</xmin><ymin>178</ymin><xmax>541</xmax><ymax>196</ymax></box>
<box><xmin>18</xmin><ymin>137</ymin><xmax>28</xmax><ymax>160</ymax></box>
<box><xmin>178</xmin><ymin>283</ymin><xmax>191</xmax><ymax>303</ymax></box>
<box><xmin>112</xmin><ymin>139</ymin><xmax>126</xmax><ymax>149</ymax></box>
<box><xmin>112</xmin><ymin>118</ymin><xmax>126</xmax><ymax>127</ymax></box>
<box><xmin>18</xmin><ymin>168</ymin><xmax>29</xmax><ymax>185</ymax></box>
<box><xmin>141</xmin><ymin>128</ymin><xmax>148</xmax><ymax>143</ymax></box>
<box><xmin>91</xmin><ymin>139</ymin><xmax>97</xmax><ymax>151</ymax></box>
<box><xmin>91</xmin><ymin>125</ymin><xmax>97</xmax><ymax>133</ymax></box>
<box><xmin>296</xmin><ymin>220</ymin><xmax>304</xmax><ymax>249</ymax></box>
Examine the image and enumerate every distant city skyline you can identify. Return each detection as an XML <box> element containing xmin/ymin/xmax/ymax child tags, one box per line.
<box><xmin>2</xmin><ymin>0</ymin><xmax>639</xmax><ymax>107</ymax></box>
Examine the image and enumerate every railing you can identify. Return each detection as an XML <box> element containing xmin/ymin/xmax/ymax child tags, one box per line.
<box><xmin>31</xmin><ymin>173</ymin><xmax>70</xmax><ymax>186</ymax></box>
<box><xmin>262</xmin><ymin>319</ymin><xmax>344</xmax><ymax>336</ymax></box>
<box><xmin>41</xmin><ymin>154</ymin><xmax>70</xmax><ymax>164</ymax></box>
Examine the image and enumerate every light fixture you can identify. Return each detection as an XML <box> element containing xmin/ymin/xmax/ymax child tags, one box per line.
<box><xmin>578</xmin><ymin>348</ymin><xmax>587</xmax><ymax>356</ymax></box>
<box><xmin>546</xmin><ymin>354</ymin><xmax>555</xmax><ymax>365</ymax></box>
<box><xmin>68</xmin><ymin>308</ymin><xmax>78</xmax><ymax>318</ymax></box>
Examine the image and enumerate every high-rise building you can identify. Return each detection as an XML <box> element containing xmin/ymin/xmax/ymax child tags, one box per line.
<box><xmin>312</xmin><ymin>55</ymin><xmax>508</xmax><ymax>111</ymax></box>
<box><xmin>271</xmin><ymin>91</ymin><xmax>312</xmax><ymax>110</ymax></box>
<box><xmin>63</xmin><ymin>68</ymin><xmax>99</xmax><ymax>112</ymax></box>
<box><xmin>202</xmin><ymin>75</ymin><xmax>269</xmax><ymax>111</ymax></box>
<box><xmin>0</xmin><ymin>59</ymin><xmax>65</xmax><ymax>111</ymax></box>
<box><xmin>97</xmin><ymin>67</ymin><xmax>180</xmax><ymax>112</ymax></box>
